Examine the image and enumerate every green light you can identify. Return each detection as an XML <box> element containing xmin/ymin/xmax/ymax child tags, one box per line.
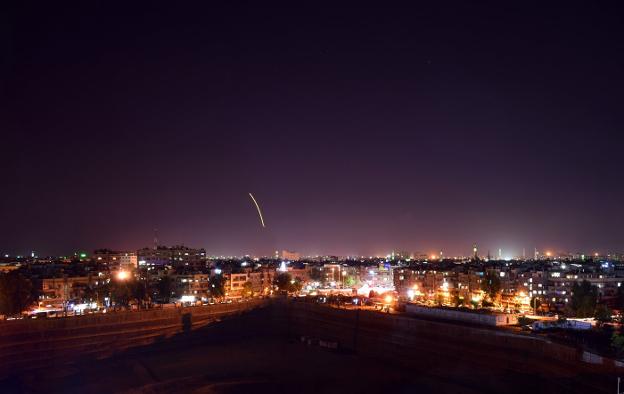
<box><xmin>80</xmin><ymin>253</ymin><xmax>87</xmax><ymax>258</ymax></box>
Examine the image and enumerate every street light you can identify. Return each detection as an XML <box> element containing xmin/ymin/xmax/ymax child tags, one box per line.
<box><xmin>116</xmin><ymin>270</ymin><xmax>130</xmax><ymax>281</ymax></box>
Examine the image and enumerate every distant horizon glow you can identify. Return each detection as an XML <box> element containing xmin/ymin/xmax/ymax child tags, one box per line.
<box><xmin>0</xmin><ymin>244</ymin><xmax>617</xmax><ymax>259</ymax></box>
<box><xmin>2</xmin><ymin>3</ymin><xmax>623</xmax><ymax>258</ymax></box>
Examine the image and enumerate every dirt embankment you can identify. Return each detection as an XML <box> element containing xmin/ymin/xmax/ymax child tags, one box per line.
<box><xmin>0</xmin><ymin>300</ymin><xmax>268</xmax><ymax>378</ymax></box>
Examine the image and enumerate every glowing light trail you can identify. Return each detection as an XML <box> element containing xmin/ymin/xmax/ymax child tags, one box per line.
<box><xmin>248</xmin><ymin>193</ymin><xmax>265</xmax><ymax>227</ymax></box>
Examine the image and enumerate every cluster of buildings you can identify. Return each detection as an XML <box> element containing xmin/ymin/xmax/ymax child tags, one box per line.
<box><xmin>394</xmin><ymin>259</ymin><xmax>624</xmax><ymax>313</ymax></box>
<box><xmin>4</xmin><ymin>245</ymin><xmax>283</xmax><ymax>313</ymax></box>
<box><xmin>2</xmin><ymin>244</ymin><xmax>624</xmax><ymax>316</ymax></box>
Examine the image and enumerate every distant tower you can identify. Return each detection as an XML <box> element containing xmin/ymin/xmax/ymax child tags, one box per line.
<box><xmin>498</xmin><ymin>248</ymin><xmax>502</xmax><ymax>259</ymax></box>
<box><xmin>473</xmin><ymin>244</ymin><xmax>478</xmax><ymax>260</ymax></box>
<box><xmin>522</xmin><ymin>248</ymin><xmax>526</xmax><ymax>259</ymax></box>
<box><xmin>534</xmin><ymin>247</ymin><xmax>539</xmax><ymax>260</ymax></box>
<box><xmin>487</xmin><ymin>250</ymin><xmax>491</xmax><ymax>260</ymax></box>
<box><xmin>153</xmin><ymin>229</ymin><xmax>159</xmax><ymax>250</ymax></box>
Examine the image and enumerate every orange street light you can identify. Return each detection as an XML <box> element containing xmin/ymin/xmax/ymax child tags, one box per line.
<box><xmin>116</xmin><ymin>270</ymin><xmax>130</xmax><ymax>281</ymax></box>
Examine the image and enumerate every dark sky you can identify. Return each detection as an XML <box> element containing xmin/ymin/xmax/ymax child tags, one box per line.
<box><xmin>2</xmin><ymin>3</ymin><xmax>623</xmax><ymax>257</ymax></box>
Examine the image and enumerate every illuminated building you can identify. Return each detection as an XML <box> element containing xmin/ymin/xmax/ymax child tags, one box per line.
<box><xmin>280</xmin><ymin>250</ymin><xmax>301</xmax><ymax>261</ymax></box>
<box><xmin>225</xmin><ymin>273</ymin><xmax>250</xmax><ymax>298</ymax></box>
<box><xmin>546</xmin><ymin>273</ymin><xmax>621</xmax><ymax>309</ymax></box>
<box><xmin>137</xmin><ymin>245</ymin><xmax>206</xmax><ymax>270</ymax></box>
<box><xmin>175</xmin><ymin>273</ymin><xmax>211</xmax><ymax>300</ymax></box>
<box><xmin>39</xmin><ymin>276</ymin><xmax>100</xmax><ymax>310</ymax></box>
<box><xmin>247</xmin><ymin>267</ymin><xmax>275</xmax><ymax>295</ymax></box>
<box><xmin>93</xmin><ymin>250</ymin><xmax>138</xmax><ymax>270</ymax></box>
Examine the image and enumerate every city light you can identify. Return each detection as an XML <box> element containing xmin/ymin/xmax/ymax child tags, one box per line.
<box><xmin>3</xmin><ymin>4</ymin><xmax>623</xmax><ymax>391</ymax></box>
<box><xmin>116</xmin><ymin>270</ymin><xmax>130</xmax><ymax>281</ymax></box>
<box><xmin>180</xmin><ymin>295</ymin><xmax>196</xmax><ymax>303</ymax></box>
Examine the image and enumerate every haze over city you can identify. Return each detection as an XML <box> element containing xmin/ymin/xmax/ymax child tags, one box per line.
<box><xmin>3</xmin><ymin>3</ymin><xmax>623</xmax><ymax>257</ymax></box>
<box><xmin>4</xmin><ymin>3</ymin><xmax>624</xmax><ymax>394</ymax></box>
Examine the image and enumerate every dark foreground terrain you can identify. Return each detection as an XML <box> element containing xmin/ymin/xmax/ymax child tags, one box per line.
<box><xmin>2</xmin><ymin>304</ymin><xmax>617</xmax><ymax>394</ymax></box>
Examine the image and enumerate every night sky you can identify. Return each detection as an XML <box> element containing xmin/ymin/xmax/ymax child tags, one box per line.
<box><xmin>2</xmin><ymin>3</ymin><xmax>623</xmax><ymax>257</ymax></box>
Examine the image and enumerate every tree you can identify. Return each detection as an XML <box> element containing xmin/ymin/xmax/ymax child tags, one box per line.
<box><xmin>568</xmin><ymin>280</ymin><xmax>598</xmax><ymax>318</ymax></box>
<box><xmin>481</xmin><ymin>272</ymin><xmax>501</xmax><ymax>301</ymax></box>
<box><xmin>309</xmin><ymin>267</ymin><xmax>322</xmax><ymax>282</ymax></box>
<box><xmin>242</xmin><ymin>281</ymin><xmax>253</xmax><ymax>298</ymax></box>
<box><xmin>95</xmin><ymin>282</ymin><xmax>112</xmax><ymax>306</ymax></box>
<box><xmin>594</xmin><ymin>304</ymin><xmax>612</xmax><ymax>323</ymax></box>
<box><xmin>0</xmin><ymin>272</ymin><xmax>37</xmax><ymax>316</ymax></box>
<box><xmin>82</xmin><ymin>284</ymin><xmax>98</xmax><ymax>303</ymax></box>
<box><xmin>157</xmin><ymin>275</ymin><xmax>175</xmax><ymax>303</ymax></box>
<box><xmin>615</xmin><ymin>285</ymin><xmax>624</xmax><ymax>310</ymax></box>
<box><xmin>111</xmin><ymin>281</ymin><xmax>133</xmax><ymax>308</ymax></box>
<box><xmin>291</xmin><ymin>277</ymin><xmax>303</xmax><ymax>293</ymax></box>
<box><xmin>130</xmin><ymin>281</ymin><xmax>149</xmax><ymax>308</ymax></box>
<box><xmin>209</xmin><ymin>275</ymin><xmax>226</xmax><ymax>299</ymax></box>
<box><xmin>344</xmin><ymin>275</ymin><xmax>356</xmax><ymax>288</ymax></box>
<box><xmin>274</xmin><ymin>273</ymin><xmax>292</xmax><ymax>293</ymax></box>
<box><xmin>452</xmin><ymin>294</ymin><xmax>465</xmax><ymax>307</ymax></box>
<box><xmin>612</xmin><ymin>332</ymin><xmax>624</xmax><ymax>356</ymax></box>
<box><xmin>273</xmin><ymin>273</ymin><xmax>302</xmax><ymax>294</ymax></box>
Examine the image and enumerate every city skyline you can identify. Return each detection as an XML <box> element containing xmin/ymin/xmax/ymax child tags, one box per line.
<box><xmin>3</xmin><ymin>3</ymin><xmax>623</xmax><ymax>257</ymax></box>
<box><xmin>3</xmin><ymin>4</ymin><xmax>624</xmax><ymax>392</ymax></box>
<box><xmin>2</xmin><ymin>240</ymin><xmax>619</xmax><ymax>261</ymax></box>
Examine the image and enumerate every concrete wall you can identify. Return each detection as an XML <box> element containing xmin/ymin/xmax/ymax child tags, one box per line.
<box><xmin>0</xmin><ymin>300</ymin><xmax>268</xmax><ymax>378</ymax></box>
<box><xmin>405</xmin><ymin>304</ymin><xmax>518</xmax><ymax>326</ymax></box>
<box><xmin>282</xmin><ymin>301</ymin><xmax>623</xmax><ymax>381</ymax></box>
<box><xmin>3</xmin><ymin>299</ymin><xmax>620</xmax><ymax>393</ymax></box>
